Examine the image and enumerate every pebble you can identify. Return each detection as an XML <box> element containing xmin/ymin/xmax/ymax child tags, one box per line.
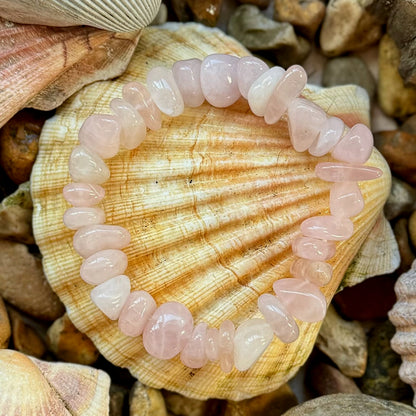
<box><xmin>320</xmin><ymin>0</ymin><xmax>383</xmax><ymax>56</ymax></box>
<box><xmin>274</xmin><ymin>0</ymin><xmax>325</xmax><ymax>39</ymax></box>
<box><xmin>46</xmin><ymin>313</ymin><xmax>99</xmax><ymax>365</ymax></box>
<box><xmin>0</xmin><ymin>296</ymin><xmax>10</xmax><ymax>349</ymax></box>
<box><xmin>129</xmin><ymin>381</ymin><xmax>168</xmax><ymax>416</ymax></box>
<box><xmin>109</xmin><ymin>384</ymin><xmax>128</xmax><ymax>416</ymax></box>
<box><xmin>0</xmin><ymin>240</ymin><xmax>64</xmax><ymax>320</ymax></box>
<box><xmin>238</xmin><ymin>0</ymin><xmax>271</xmax><ymax>9</ymax></box>
<box><xmin>408</xmin><ymin>210</ymin><xmax>416</xmax><ymax>250</ymax></box>
<box><xmin>322</xmin><ymin>56</ymin><xmax>376</xmax><ymax>100</ymax></box>
<box><xmin>359</xmin><ymin>320</ymin><xmax>412</xmax><ymax>401</ymax></box>
<box><xmin>378</xmin><ymin>35</ymin><xmax>416</xmax><ymax>118</ymax></box>
<box><xmin>163</xmin><ymin>391</ymin><xmax>209</xmax><ymax>416</ymax></box>
<box><xmin>187</xmin><ymin>0</ymin><xmax>223</xmax><ymax>26</ymax></box>
<box><xmin>384</xmin><ymin>177</ymin><xmax>416</xmax><ymax>220</ymax></box>
<box><xmin>150</xmin><ymin>2</ymin><xmax>168</xmax><ymax>26</ymax></box>
<box><xmin>280</xmin><ymin>393</ymin><xmax>416</xmax><ymax>415</ymax></box>
<box><xmin>402</xmin><ymin>114</ymin><xmax>416</xmax><ymax>135</ymax></box>
<box><xmin>316</xmin><ymin>305</ymin><xmax>367</xmax><ymax>377</ymax></box>
<box><xmin>394</xmin><ymin>218</ymin><xmax>416</xmax><ymax>273</ymax></box>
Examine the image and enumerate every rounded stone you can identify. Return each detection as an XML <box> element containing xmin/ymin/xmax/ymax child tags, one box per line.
<box><xmin>330</xmin><ymin>182</ymin><xmax>364</xmax><ymax>218</ymax></box>
<box><xmin>180</xmin><ymin>322</ymin><xmax>208</xmax><ymax>369</ymax></box>
<box><xmin>63</xmin><ymin>207</ymin><xmax>105</xmax><ymax>230</ymax></box>
<box><xmin>63</xmin><ymin>183</ymin><xmax>105</xmax><ymax>207</ymax></box>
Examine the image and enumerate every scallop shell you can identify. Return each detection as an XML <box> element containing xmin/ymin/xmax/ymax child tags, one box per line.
<box><xmin>0</xmin><ymin>349</ymin><xmax>110</xmax><ymax>415</ymax></box>
<box><xmin>0</xmin><ymin>0</ymin><xmax>160</xmax><ymax>32</ymax></box>
<box><xmin>31</xmin><ymin>23</ymin><xmax>391</xmax><ymax>400</ymax></box>
<box><xmin>389</xmin><ymin>260</ymin><xmax>416</xmax><ymax>407</ymax></box>
<box><xmin>0</xmin><ymin>18</ymin><xmax>141</xmax><ymax>128</ymax></box>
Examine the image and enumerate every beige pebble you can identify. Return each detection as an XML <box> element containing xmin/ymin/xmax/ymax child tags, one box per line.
<box><xmin>0</xmin><ymin>297</ymin><xmax>10</xmax><ymax>349</ymax></box>
<box><xmin>130</xmin><ymin>381</ymin><xmax>168</xmax><ymax>416</ymax></box>
<box><xmin>163</xmin><ymin>390</ymin><xmax>209</xmax><ymax>416</ymax></box>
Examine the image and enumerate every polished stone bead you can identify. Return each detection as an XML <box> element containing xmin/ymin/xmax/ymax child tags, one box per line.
<box><xmin>172</xmin><ymin>58</ymin><xmax>205</xmax><ymax>108</ymax></box>
<box><xmin>288</xmin><ymin>98</ymin><xmax>327</xmax><ymax>152</ymax></box>
<box><xmin>200</xmin><ymin>54</ymin><xmax>240</xmax><ymax>108</ymax></box>
<box><xmin>258</xmin><ymin>294</ymin><xmax>299</xmax><ymax>343</ymax></box>
<box><xmin>233</xmin><ymin>318</ymin><xmax>273</xmax><ymax>371</ymax></box>
<box><xmin>78</xmin><ymin>114</ymin><xmax>121</xmax><ymax>159</ymax></box>
<box><xmin>68</xmin><ymin>145</ymin><xmax>110</xmax><ymax>185</ymax></box>
<box><xmin>122</xmin><ymin>81</ymin><xmax>162</xmax><ymax>130</ymax></box>
<box><xmin>146</xmin><ymin>66</ymin><xmax>184</xmax><ymax>117</ymax></box>
<box><xmin>290</xmin><ymin>258</ymin><xmax>333</xmax><ymax>287</ymax></box>
<box><xmin>330</xmin><ymin>182</ymin><xmax>364</xmax><ymax>218</ymax></box>
<box><xmin>143</xmin><ymin>301</ymin><xmax>194</xmax><ymax>360</ymax></box>
<box><xmin>118</xmin><ymin>290</ymin><xmax>157</xmax><ymax>337</ymax></box>
<box><xmin>63</xmin><ymin>183</ymin><xmax>105</xmax><ymax>207</ymax></box>
<box><xmin>90</xmin><ymin>275</ymin><xmax>131</xmax><ymax>320</ymax></box>
<box><xmin>316</xmin><ymin>162</ymin><xmax>383</xmax><ymax>182</ymax></box>
<box><xmin>205</xmin><ymin>327</ymin><xmax>220</xmax><ymax>362</ymax></box>
<box><xmin>292</xmin><ymin>235</ymin><xmax>336</xmax><ymax>261</ymax></box>
<box><xmin>63</xmin><ymin>207</ymin><xmax>105</xmax><ymax>230</ymax></box>
<box><xmin>308</xmin><ymin>116</ymin><xmax>344</xmax><ymax>156</ymax></box>
<box><xmin>219</xmin><ymin>319</ymin><xmax>235</xmax><ymax>373</ymax></box>
<box><xmin>332</xmin><ymin>123</ymin><xmax>374</xmax><ymax>164</ymax></box>
<box><xmin>300</xmin><ymin>215</ymin><xmax>354</xmax><ymax>241</ymax></box>
<box><xmin>273</xmin><ymin>278</ymin><xmax>327</xmax><ymax>322</ymax></box>
<box><xmin>80</xmin><ymin>249</ymin><xmax>128</xmax><ymax>285</ymax></box>
<box><xmin>180</xmin><ymin>322</ymin><xmax>208</xmax><ymax>368</ymax></box>
<box><xmin>247</xmin><ymin>66</ymin><xmax>285</xmax><ymax>116</ymax></box>
<box><xmin>237</xmin><ymin>56</ymin><xmax>268</xmax><ymax>99</ymax></box>
<box><xmin>110</xmin><ymin>98</ymin><xmax>146</xmax><ymax>150</ymax></box>
<box><xmin>73</xmin><ymin>224</ymin><xmax>131</xmax><ymax>258</ymax></box>
<box><xmin>264</xmin><ymin>65</ymin><xmax>307</xmax><ymax>125</ymax></box>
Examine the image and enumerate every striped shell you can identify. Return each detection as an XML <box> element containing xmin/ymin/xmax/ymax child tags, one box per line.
<box><xmin>31</xmin><ymin>24</ymin><xmax>391</xmax><ymax>400</ymax></box>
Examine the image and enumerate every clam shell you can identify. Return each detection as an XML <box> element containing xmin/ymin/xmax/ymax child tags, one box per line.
<box><xmin>31</xmin><ymin>23</ymin><xmax>391</xmax><ymax>400</ymax></box>
<box><xmin>0</xmin><ymin>0</ymin><xmax>160</xmax><ymax>32</ymax></box>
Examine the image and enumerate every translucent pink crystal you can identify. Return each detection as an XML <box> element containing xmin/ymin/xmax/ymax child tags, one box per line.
<box><xmin>200</xmin><ymin>54</ymin><xmax>240</xmax><ymax>108</ymax></box>
<box><xmin>172</xmin><ymin>58</ymin><xmax>205</xmax><ymax>108</ymax></box>
<box><xmin>143</xmin><ymin>301</ymin><xmax>194</xmax><ymax>360</ymax></box>
<box><xmin>287</xmin><ymin>98</ymin><xmax>327</xmax><ymax>152</ymax></box>
<box><xmin>315</xmin><ymin>162</ymin><xmax>383</xmax><ymax>182</ymax></box>
<box><xmin>63</xmin><ymin>183</ymin><xmax>105</xmax><ymax>207</ymax></box>
<box><xmin>68</xmin><ymin>145</ymin><xmax>110</xmax><ymax>184</ymax></box>
<box><xmin>247</xmin><ymin>66</ymin><xmax>285</xmax><ymax>116</ymax></box>
<box><xmin>180</xmin><ymin>322</ymin><xmax>208</xmax><ymax>368</ymax></box>
<box><xmin>290</xmin><ymin>258</ymin><xmax>333</xmax><ymax>287</ymax></box>
<box><xmin>332</xmin><ymin>123</ymin><xmax>374</xmax><ymax>164</ymax></box>
<box><xmin>273</xmin><ymin>278</ymin><xmax>327</xmax><ymax>322</ymax></box>
<box><xmin>90</xmin><ymin>275</ymin><xmax>131</xmax><ymax>320</ymax></box>
<box><xmin>292</xmin><ymin>235</ymin><xmax>336</xmax><ymax>261</ymax></box>
<box><xmin>233</xmin><ymin>318</ymin><xmax>273</xmax><ymax>371</ymax></box>
<box><xmin>300</xmin><ymin>215</ymin><xmax>354</xmax><ymax>241</ymax></box>
<box><xmin>308</xmin><ymin>116</ymin><xmax>344</xmax><ymax>156</ymax></box>
<box><xmin>110</xmin><ymin>98</ymin><xmax>146</xmax><ymax>150</ymax></box>
<box><xmin>258</xmin><ymin>293</ymin><xmax>299</xmax><ymax>343</ymax></box>
<box><xmin>146</xmin><ymin>66</ymin><xmax>184</xmax><ymax>117</ymax></box>
<box><xmin>63</xmin><ymin>207</ymin><xmax>105</xmax><ymax>230</ymax></box>
<box><xmin>80</xmin><ymin>249</ymin><xmax>128</xmax><ymax>285</ymax></box>
<box><xmin>264</xmin><ymin>65</ymin><xmax>307</xmax><ymax>125</ymax></box>
<box><xmin>330</xmin><ymin>182</ymin><xmax>364</xmax><ymax>218</ymax></box>
<box><xmin>73</xmin><ymin>224</ymin><xmax>131</xmax><ymax>258</ymax></box>
<box><xmin>118</xmin><ymin>290</ymin><xmax>157</xmax><ymax>337</ymax></box>
<box><xmin>122</xmin><ymin>81</ymin><xmax>162</xmax><ymax>130</ymax></box>
<box><xmin>218</xmin><ymin>319</ymin><xmax>235</xmax><ymax>373</ymax></box>
<box><xmin>237</xmin><ymin>56</ymin><xmax>268</xmax><ymax>99</ymax></box>
<box><xmin>78</xmin><ymin>114</ymin><xmax>121</xmax><ymax>159</ymax></box>
<box><xmin>205</xmin><ymin>327</ymin><xmax>220</xmax><ymax>362</ymax></box>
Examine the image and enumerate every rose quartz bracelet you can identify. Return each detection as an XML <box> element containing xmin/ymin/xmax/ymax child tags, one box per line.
<box><xmin>63</xmin><ymin>54</ymin><xmax>382</xmax><ymax>373</ymax></box>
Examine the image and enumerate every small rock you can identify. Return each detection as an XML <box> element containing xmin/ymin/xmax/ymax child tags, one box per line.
<box><xmin>0</xmin><ymin>239</ymin><xmax>64</xmax><ymax>320</ymax></box>
<box><xmin>47</xmin><ymin>313</ymin><xmax>99</xmax><ymax>365</ymax></box>
<box><xmin>170</xmin><ymin>0</ymin><xmax>193</xmax><ymax>22</ymax></box>
<box><xmin>394</xmin><ymin>218</ymin><xmax>416</xmax><ymax>273</ymax></box>
<box><xmin>374</xmin><ymin>130</ymin><xmax>416</xmax><ymax>186</ymax></box>
<box><xmin>409</xmin><ymin>210</ymin><xmax>416</xmax><ymax>250</ymax></box>
<box><xmin>308</xmin><ymin>362</ymin><xmax>361</xmax><ymax>395</ymax></box>
<box><xmin>384</xmin><ymin>177</ymin><xmax>416</xmax><ymax>220</ymax></box>
<box><xmin>320</xmin><ymin>0</ymin><xmax>383</xmax><ymax>56</ymax></box>
<box><xmin>378</xmin><ymin>34</ymin><xmax>416</xmax><ymax>118</ymax></box>
<box><xmin>163</xmin><ymin>391</ymin><xmax>211</xmax><ymax>416</ymax></box>
<box><xmin>224</xmin><ymin>383</ymin><xmax>298</xmax><ymax>416</ymax></box>
<box><xmin>402</xmin><ymin>114</ymin><xmax>416</xmax><ymax>134</ymax></box>
<box><xmin>130</xmin><ymin>381</ymin><xmax>168</xmax><ymax>416</ymax></box>
<box><xmin>109</xmin><ymin>384</ymin><xmax>128</xmax><ymax>416</ymax></box>
<box><xmin>371</xmin><ymin>104</ymin><xmax>399</xmax><ymax>133</ymax></box>
<box><xmin>238</xmin><ymin>0</ymin><xmax>271</xmax><ymax>9</ymax></box>
<box><xmin>187</xmin><ymin>0</ymin><xmax>223</xmax><ymax>26</ymax></box>
<box><xmin>281</xmin><ymin>393</ymin><xmax>416</xmax><ymax>415</ymax></box>
<box><xmin>322</xmin><ymin>56</ymin><xmax>376</xmax><ymax>100</ymax></box>
<box><xmin>316</xmin><ymin>305</ymin><xmax>367</xmax><ymax>377</ymax></box>
<box><xmin>359</xmin><ymin>320</ymin><xmax>412</xmax><ymax>401</ymax></box>
<box><xmin>0</xmin><ymin>296</ymin><xmax>10</xmax><ymax>348</ymax></box>
<box><xmin>274</xmin><ymin>0</ymin><xmax>325</xmax><ymax>39</ymax></box>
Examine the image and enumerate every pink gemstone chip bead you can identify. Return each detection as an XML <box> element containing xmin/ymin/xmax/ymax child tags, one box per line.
<box><xmin>118</xmin><ymin>290</ymin><xmax>157</xmax><ymax>337</ymax></box>
<box><xmin>143</xmin><ymin>301</ymin><xmax>194</xmax><ymax>360</ymax></box>
<box><xmin>316</xmin><ymin>162</ymin><xmax>383</xmax><ymax>182</ymax></box>
<box><xmin>200</xmin><ymin>54</ymin><xmax>241</xmax><ymax>108</ymax></box>
<box><xmin>258</xmin><ymin>294</ymin><xmax>299</xmax><ymax>343</ymax></box>
<box><xmin>172</xmin><ymin>58</ymin><xmax>205</xmax><ymax>108</ymax></box>
<box><xmin>292</xmin><ymin>235</ymin><xmax>336</xmax><ymax>261</ymax></box>
<box><xmin>309</xmin><ymin>116</ymin><xmax>344</xmax><ymax>157</ymax></box>
<box><xmin>78</xmin><ymin>114</ymin><xmax>121</xmax><ymax>159</ymax></box>
<box><xmin>63</xmin><ymin>207</ymin><xmax>105</xmax><ymax>230</ymax></box>
<box><xmin>273</xmin><ymin>278</ymin><xmax>327</xmax><ymax>322</ymax></box>
<box><xmin>300</xmin><ymin>215</ymin><xmax>354</xmax><ymax>241</ymax></box>
<box><xmin>63</xmin><ymin>183</ymin><xmax>105</xmax><ymax>207</ymax></box>
<box><xmin>180</xmin><ymin>322</ymin><xmax>208</xmax><ymax>369</ymax></box>
<box><xmin>330</xmin><ymin>182</ymin><xmax>364</xmax><ymax>218</ymax></box>
<box><xmin>290</xmin><ymin>258</ymin><xmax>332</xmax><ymax>287</ymax></box>
<box><xmin>237</xmin><ymin>56</ymin><xmax>268</xmax><ymax>99</ymax></box>
<box><xmin>73</xmin><ymin>224</ymin><xmax>131</xmax><ymax>258</ymax></box>
<box><xmin>218</xmin><ymin>320</ymin><xmax>235</xmax><ymax>373</ymax></box>
<box><xmin>205</xmin><ymin>327</ymin><xmax>220</xmax><ymax>362</ymax></box>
